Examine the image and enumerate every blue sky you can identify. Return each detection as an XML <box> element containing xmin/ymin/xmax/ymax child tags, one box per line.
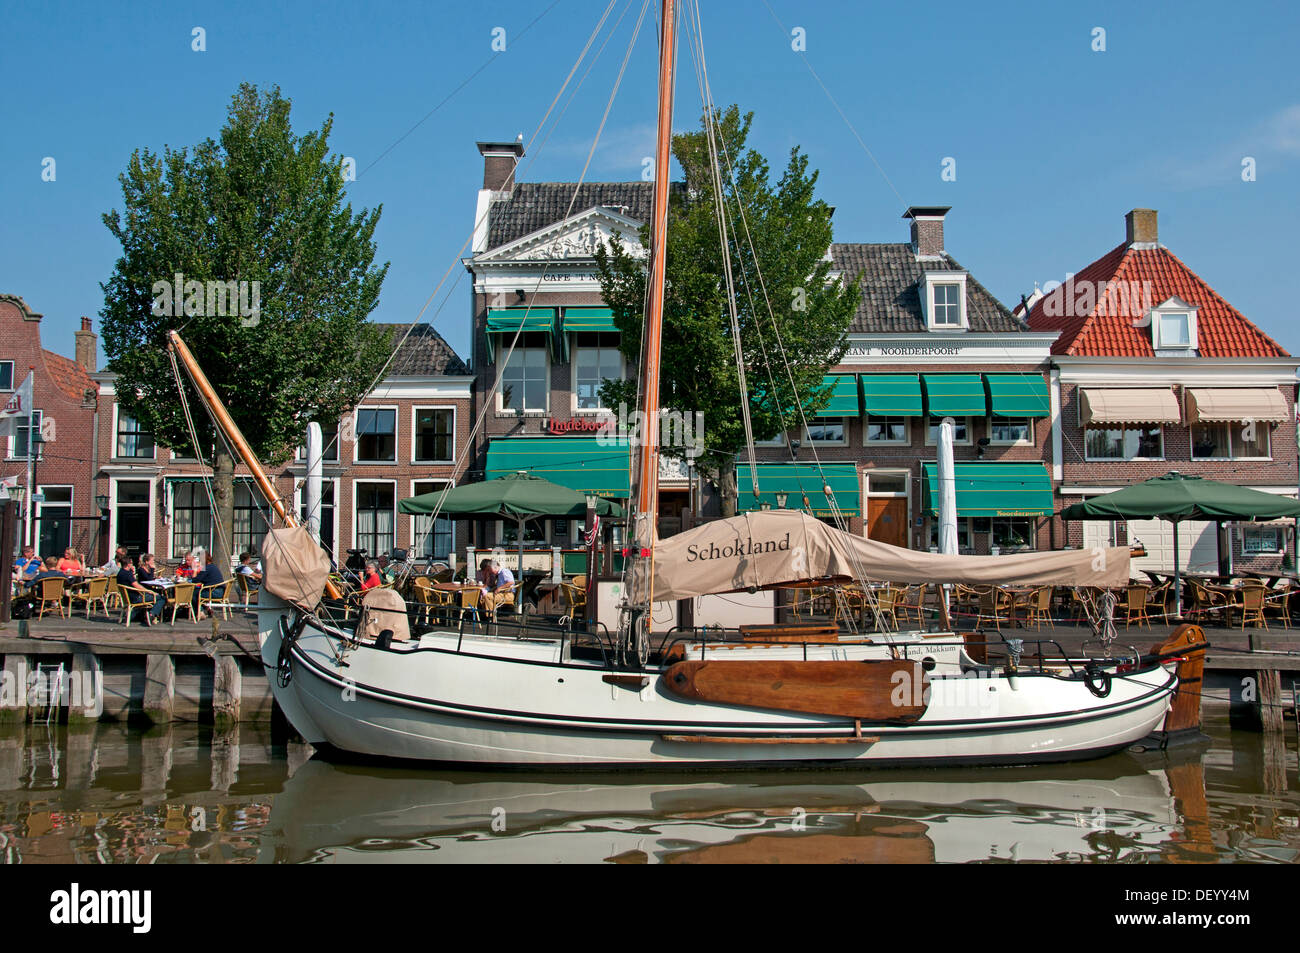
<box><xmin>4</xmin><ymin>0</ymin><xmax>1299</xmax><ymax>364</ymax></box>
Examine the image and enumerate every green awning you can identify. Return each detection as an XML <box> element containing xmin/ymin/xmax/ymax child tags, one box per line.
<box><xmin>486</xmin><ymin>437</ymin><xmax>630</xmax><ymax>498</ymax></box>
<box><xmin>922</xmin><ymin>374</ymin><xmax>987</xmax><ymax>416</ymax></box>
<box><xmin>985</xmin><ymin>374</ymin><xmax>1050</xmax><ymax>417</ymax></box>
<box><xmin>561</xmin><ymin>307</ymin><xmax>618</xmax><ymax>332</ymax></box>
<box><xmin>860</xmin><ymin>374</ymin><xmax>923</xmax><ymax>416</ymax></box>
<box><xmin>815</xmin><ymin>374</ymin><xmax>861</xmax><ymax>418</ymax></box>
<box><xmin>736</xmin><ymin>463</ymin><xmax>860</xmax><ymax>517</ymax></box>
<box><xmin>921</xmin><ymin>462</ymin><xmax>1053</xmax><ymax>518</ymax></box>
<box><xmin>484</xmin><ymin>308</ymin><xmax>557</xmax><ymax>362</ymax></box>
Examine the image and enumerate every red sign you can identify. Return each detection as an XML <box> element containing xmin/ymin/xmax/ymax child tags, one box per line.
<box><xmin>546</xmin><ymin>417</ymin><xmax>613</xmax><ymax>435</ymax></box>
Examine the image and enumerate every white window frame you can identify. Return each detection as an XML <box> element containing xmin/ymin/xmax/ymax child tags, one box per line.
<box><xmin>352</xmin><ymin>405</ymin><xmax>399</xmax><ymax>465</ymax></box>
<box><xmin>1148</xmin><ymin>298</ymin><xmax>1199</xmax><ymax>352</ymax></box>
<box><xmin>868</xmin><ymin>413</ymin><xmax>909</xmax><ymax>447</ymax></box>
<box><xmin>924</xmin><ymin>416</ymin><xmax>972</xmax><ymax>446</ymax></box>
<box><xmin>108</xmin><ymin>475</ymin><xmax>157</xmax><ymax>557</ymax></box>
<box><xmin>920</xmin><ymin>271</ymin><xmax>968</xmax><ymax>331</ymax></box>
<box><xmin>803</xmin><ymin>418</ymin><xmax>848</xmax><ymax>447</ymax></box>
<box><xmin>7</xmin><ymin>408</ymin><xmax>42</xmax><ymax>460</ymax></box>
<box><xmin>294</xmin><ymin>477</ymin><xmax>340</xmax><ymax>563</ymax></box>
<box><xmin>1239</xmin><ymin>523</ymin><xmax>1285</xmax><ymax>556</ymax></box>
<box><xmin>570</xmin><ymin>339</ymin><xmax>625</xmax><ymax>414</ymax></box>
<box><xmin>165</xmin><ymin>479</ymin><xmax>214</xmax><ymax>560</ymax></box>
<box><xmin>409</xmin><ymin>479</ymin><xmax>457</xmax><ymax>560</ymax></box>
<box><xmin>111</xmin><ymin>404</ymin><xmax>157</xmax><ymax>461</ymax></box>
<box><xmin>1083</xmin><ymin>424</ymin><xmax>1165</xmax><ymax>462</ymax></box>
<box><xmin>1190</xmin><ymin>421</ymin><xmax>1272</xmax><ymax>462</ymax></box>
<box><xmin>0</xmin><ymin>360</ymin><xmax>14</xmax><ymax>391</ymax></box>
<box><xmin>496</xmin><ymin>345</ymin><xmax>550</xmax><ymax>416</ymax></box>
<box><xmin>495</xmin><ymin>518</ymin><xmax>550</xmax><ymax>546</ymax></box>
<box><xmin>988</xmin><ymin>414</ymin><xmax>1033</xmax><ymax>446</ymax></box>
<box><xmin>352</xmin><ymin>478</ymin><xmax>398</xmax><ymax>556</ymax></box>
<box><xmin>35</xmin><ymin>484</ymin><xmax>73</xmax><ymax>556</ymax></box>
<box><xmin>295</xmin><ymin>420</ymin><xmax>342</xmax><ymax>464</ymax></box>
<box><xmin>410</xmin><ymin>406</ymin><xmax>457</xmax><ymax>464</ymax></box>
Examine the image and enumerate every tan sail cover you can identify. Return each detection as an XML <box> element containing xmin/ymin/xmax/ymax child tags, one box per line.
<box><xmin>261</xmin><ymin>527</ymin><xmax>332</xmax><ymax>610</ymax></box>
<box><xmin>360</xmin><ymin>587</ymin><xmax>411</xmax><ymax>643</ymax></box>
<box><xmin>650</xmin><ymin>510</ymin><xmax>1129</xmax><ymax>601</ymax></box>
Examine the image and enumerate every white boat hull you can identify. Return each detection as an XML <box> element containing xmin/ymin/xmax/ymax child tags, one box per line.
<box><xmin>257</xmin><ymin>596</ymin><xmax>1176</xmax><ymax>768</ymax></box>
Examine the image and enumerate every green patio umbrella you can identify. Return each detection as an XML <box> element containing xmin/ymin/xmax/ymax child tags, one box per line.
<box><xmin>1061</xmin><ymin>471</ymin><xmax>1300</xmax><ymax>617</ymax></box>
<box><xmin>399</xmin><ymin>472</ymin><xmax>622</xmax><ymax>606</ymax></box>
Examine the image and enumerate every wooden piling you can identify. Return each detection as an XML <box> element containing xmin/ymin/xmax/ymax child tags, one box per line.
<box><xmin>143</xmin><ymin>654</ymin><xmax>175</xmax><ymax>725</ymax></box>
<box><xmin>0</xmin><ymin>655</ymin><xmax>27</xmax><ymax>723</ymax></box>
<box><xmin>213</xmin><ymin>656</ymin><xmax>241</xmax><ymax>729</ymax></box>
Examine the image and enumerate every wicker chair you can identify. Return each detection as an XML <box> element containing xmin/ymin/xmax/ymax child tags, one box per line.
<box><xmin>871</xmin><ymin>586</ymin><xmax>899</xmax><ymax>631</ymax></box>
<box><xmin>67</xmin><ymin>576</ymin><xmax>109</xmax><ymax>620</ymax></box>
<box><xmin>121</xmin><ymin>584</ymin><xmax>160</xmax><ymax>628</ymax></box>
<box><xmin>1123</xmin><ymin>583</ymin><xmax>1151</xmax><ymax>629</ymax></box>
<box><xmin>198</xmin><ymin>579</ymin><xmax>234</xmax><ymax>620</ymax></box>
<box><xmin>1023</xmin><ymin>586</ymin><xmax>1055</xmax><ymax>630</ymax></box>
<box><xmin>975</xmin><ymin>587</ymin><xmax>1010</xmax><ymax>631</ymax></box>
<box><xmin>559</xmin><ymin>580</ymin><xmax>588</xmax><ymax>621</ymax></box>
<box><xmin>236</xmin><ymin>572</ymin><xmax>260</xmax><ymax>606</ymax></box>
<box><xmin>1228</xmin><ymin>584</ymin><xmax>1268</xmax><ymax>631</ymax></box>
<box><xmin>167</xmin><ymin>582</ymin><xmax>198</xmax><ymax>624</ymax></box>
<box><xmin>1264</xmin><ymin>581</ymin><xmax>1293</xmax><ymax>630</ymax></box>
<box><xmin>36</xmin><ymin>577</ymin><xmax>68</xmax><ymax>619</ymax></box>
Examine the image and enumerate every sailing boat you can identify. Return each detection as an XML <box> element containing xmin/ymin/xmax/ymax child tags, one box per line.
<box><xmin>171</xmin><ymin>0</ymin><xmax>1206</xmax><ymax>768</ymax></box>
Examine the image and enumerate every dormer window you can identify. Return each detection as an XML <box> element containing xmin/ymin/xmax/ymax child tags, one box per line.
<box><xmin>1148</xmin><ymin>297</ymin><xmax>1198</xmax><ymax>354</ymax></box>
<box><xmin>920</xmin><ymin>271</ymin><xmax>968</xmax><ymax>331</ymax></box>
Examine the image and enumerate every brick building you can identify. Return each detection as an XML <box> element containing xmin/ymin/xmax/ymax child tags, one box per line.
<box><xmin>92</xmin><ymin>324</ymin><xmax>472</xmax><ymax>567</ymax></box>
<box><xmin>1026</xmin><ymin>209</ymin><xmax>1300</xmax><ymax>574</ymax></box>
<box><xmin>0</xmin><ymin>296</ymin><xmax>100</xmax><ymax>559</ymax></box>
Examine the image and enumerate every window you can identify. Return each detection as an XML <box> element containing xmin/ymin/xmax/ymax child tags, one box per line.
<box><xmin>10</xmin><ymin>409</ymin><xmax>41</xmax><ymax>459</ymax></box>
<box><xmin>804</xmin><ymin>419</ymin><xmax>846</xmax><ymax>445</ymax></box>
<box><xmin>115</xmin><ymin>411</ymin><xmax>156</xmax><ymax>459</ymax></box>
<box><xmin>500</xmin><ymin>343</ymin><xmax>548</xmax><ymax>413</ymax></box>
<box><xmin>233</xmin><ymin>483</ymin><xmax>271</xmax><ymax>556</ymax></box>
<box><xmin>411</xmin><ymin>481</ymin><xmax>455</xmax><ymax>559</ymax></box>
<box><xmin>501</xmin><ymin>520</ymin><xmax>546</xmax><ymax>544</ymax></box>
<box><xmin>1149</xmin><ymin>299</ymin><xmax>1198</xmax><ymax>352</ymax></box>
<box><xmin>1241</xmin><ymin>524</ymin><xmax>1284</xmax><ymax>555</ymax></box>
<box><xmin>413</xmin><ymin>408</ymin><xmax>454</xmax><ymax>463</ymax></box>
<box><xmin>926</xmin><ymin>416</ymin><xmax>970</xmax><ymax>445</ymax></box>
<box><xmin>1191</xmin><ymin>422</ymin><xmax>1271</xmax><ymax>460</ymax></box>
<box><xmin>865</xmin><ymin>415</ymin><xmax>908</xmax><ymax>444</ymax></box>
<box><xmin>171</xmin><ymin>483</ymin><xmax>213</xmax><ymax>558</ymax></box>
<box><xmin>296</xmin><ymin>420</ymin><xmax>340</xmax><ymax>463</ymax></box>
<box><xmin>992</xmin><ymin>517</ymin><xmax>1036</xmax><ymax>551</ymax></box>
<box><xmin>932</xmin><ymin>284</ymin><xmax>961</xmax><ymax>326</ymax></box>
<box><xmin>114</xmin><ymin>479</ymin><xmax>152</xmax><ymax>556</ymax></box>
<box><xmin>36</xmin><ymin>486</ymin><xmax>72</xmax><ymax>557</ymax></box>
<box><xmin>1084</xmin><ymin>425</ymin><xmax>1163</xmax><ymax>460</ymax></box>
<box><xmin>1158</xmin><ymin>313</ymin><xmax>1191</xmax><ymax>347</ymax></box>
<box><xmin>573</xmin><ymin>334</ymin><xmax>622</xmax><ymax>412</ymax></box>
<box><xmin>929</xmin><ymin>518</ymin><xmax>972</xmax><ymax>553</ymax></box>
<box><xmin>0</xmin><ymin>361</ymin><xmax>12</xmax><ymax>390</ymax></box>
<box><xmin>989</xmin><ymin>415</ymin><xmax>1031</xmax><ymax>444</ymax></box>
<box><xmin>355</xmin><ymin>408</ymin><xmax>397</xmax><ymax>462</ymax></box>
<box><xmin>355</xmin><ymin>482</ymin><xmax>396</xmax><ymax>556</ymax></box>
<box><xmin>864</xmin><ymin>471</ymin><xmax>908</xmax><ymax>495</ymax></box>
<box><xmin>299</xmin><ymin>479</ymin><xmax>336</xmax><ymax>559</ymax></box>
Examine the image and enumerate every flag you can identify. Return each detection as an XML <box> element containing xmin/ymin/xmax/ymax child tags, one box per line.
<box><xmin>0</xmin><ymin>475</ymin><xmax>16</xmax><ymax>493</ymax></box>
<box><xmin>0</xmin><ymin>372</ymin><xmax>33</xmax><ymax>439</ymax></box>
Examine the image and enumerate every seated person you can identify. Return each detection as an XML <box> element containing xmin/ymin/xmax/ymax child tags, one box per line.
<box><xmin>116</xmin><ymin>557</ymin><xmax>165</xmax><ymax>626</ymax></box>
<box><xmin>237</xmin><ymin>552</ymin><xmax>263</xmax><ymax>585</ymax></box>
<box><xmin>136</xmin><ymin>553</ymin><xmax>159</xmax><ymax>584</ymax></box>
<box><xmin>57</xmin><ymin>548</ymin><xmax>84</xmax><ymax>575</ymax></box>
<box><xmin>32</xmin><ymin>556</ymin><xmax>67</xmax><ymax>583</ymax></box>
<box><xmin>193</xmin><ymin>554</ymin><xmax>225</xmax><ymax>617</ymax></box>
<box><xmin>377</xmin><ymin>553</ymin><xmax>398</xmax><ymax>585</ymax></box>
<box><xmin>13</xmin><ymin>546</ymin><xmax>41</xmax><ymax>585</ymax></box>
<box><xmin>101</xmin><ymin>545</ymin><xmax>128</xmax><ymax>576</ymax></box>
<box><xmin>359</xmin><ymin>561</ymin><xmax>382</xmax><ymax>591</ymax></box>
<box><xmin>483</xmin><ymin>559</ymin><xmax>516</xmax><ymax>614</ymax></box>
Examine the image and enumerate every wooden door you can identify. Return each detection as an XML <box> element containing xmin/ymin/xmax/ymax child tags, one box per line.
<box><xmin>867</xmin><ymin>498</ymin><xmax>908</xmax><ymax>548</ymax></box>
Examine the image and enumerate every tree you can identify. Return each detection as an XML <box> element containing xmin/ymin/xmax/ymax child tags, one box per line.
<box><xmin>595</xmin><ymin>106</ymin><xmax>860</xmax><ymax>516</ymax></box>
<box><xmin>100</xmin><ymin>83</ymin><xmax>391</xmax><ymax>572</ymax></box>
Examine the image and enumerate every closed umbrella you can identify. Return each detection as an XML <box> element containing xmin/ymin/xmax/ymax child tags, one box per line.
<box><xmin>1061</xmin><ymin>471</ymin><xmax>1300</xmax><ymax>618</ymax></box>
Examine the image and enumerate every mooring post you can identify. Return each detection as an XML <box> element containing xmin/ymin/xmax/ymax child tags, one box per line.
<box><xmin>143</xmin><ymin>653</ymin><xmax>175</xmax><ymax>724</ymax></box>
<box><xmin>213</xmin><ymin>655</ymin><xmax>241</xmax><ymax>728</ymax></box>
<box><xmin>0</xmin><ymin>655</ymin><xmax>28</xmax><ymax>723</ymax></box>
<box><xmin>67</xmin><ymin>652</ymin><xmax>102</xmax><ymax>724</ymax></box>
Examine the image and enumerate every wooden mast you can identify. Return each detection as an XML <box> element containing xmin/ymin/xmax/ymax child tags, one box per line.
<box><xmin>623</xmin><ymin>0</ymin><xmax>677</xmax><ymax>657</ymax></box>
<box><xmin>167</xmin><ymin>330</ymin><xmax>342</xmax><ymax>600</ymax></box>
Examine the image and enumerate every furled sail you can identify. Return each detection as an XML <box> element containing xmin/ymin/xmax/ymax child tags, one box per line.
<box><xmin>262</xmin><ymin>527</ymin><xmax>333</xmax><ymax>610</ymax></box>
<box><xmin>651</xmin><ymin>510</ymin><xmax>1128</xmax><ymax>601</ymax></box>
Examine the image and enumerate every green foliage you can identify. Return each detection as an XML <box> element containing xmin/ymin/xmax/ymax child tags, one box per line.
<box><xmin>99</xmin><ymin>83</ymin><xmax>391</xmax><ymax>467</ymax></box>
<box><xmin>595</xmin><ymin>106</ymin><xmax>859</xmax><ymax>499</ymax></box>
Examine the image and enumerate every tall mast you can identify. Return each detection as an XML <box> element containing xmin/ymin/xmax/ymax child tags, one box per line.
<box><xmin>167</xmin><ymin>330</ymin><xmax>342</xmax><ymax>600</ymax></box>
<box><xmin>622</xmin><ymin>0</ymin><xmax>677</xmax><ymax>663</ymax></box>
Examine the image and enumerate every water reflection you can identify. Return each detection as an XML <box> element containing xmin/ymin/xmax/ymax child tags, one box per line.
<box><xmin>0</xmin><ymin>706</ymin><xmax>1294</xmax><ymax>864</ymax></box>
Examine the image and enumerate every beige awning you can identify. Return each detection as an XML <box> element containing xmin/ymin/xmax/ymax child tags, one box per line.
<box><xmin>1187</xmin><ymin>388</ymin><xmax>1288</xmax><ymax>423</ymax></box>
<box><xmin>1079</xmin><ymin>388</ymin><xmax>1181</xmax><ymax>426</ymax></box>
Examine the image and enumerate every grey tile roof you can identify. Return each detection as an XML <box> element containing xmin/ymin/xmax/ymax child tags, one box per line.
<box><xmin>379</xmin><ymin>323</ymin><xmax>470</xmax><ymax>376</ymax></box>
<box><xmin>486</xmin><ymin>182</ymin><xmax>664</xmax><ymax>249</ymax></box>
<box><xmin>830</xmin><ymin>243</ymin><xmax>1027</xmax><ymax>334</ymax></box>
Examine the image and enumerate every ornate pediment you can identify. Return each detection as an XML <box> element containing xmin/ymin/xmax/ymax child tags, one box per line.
<box><xmin>476</xmin><ymin>207</ymin><xmax>647</xmax><ymax>265</ymax></box>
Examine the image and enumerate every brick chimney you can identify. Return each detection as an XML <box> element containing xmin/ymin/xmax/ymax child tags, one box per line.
<box><xmin>477</xmin><ymin>139</ymin><xmax>525</xmax><ymax>192</ymax></box>
<box><xmin>74</xmin><ymin>315</ymin><xmax>97</xmax><ymax>372</ymax></box>
<box><xmin>903</xmin><ymin>206</ymin><xmax>951</xmax><ymax>258</ymax></box>
<box><xmin>1125</xmin><ymin>208</ymin><xmax>1158</xmax><ymax>246</ymax></box>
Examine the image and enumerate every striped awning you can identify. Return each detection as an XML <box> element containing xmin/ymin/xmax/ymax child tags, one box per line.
<box><xmin>922</xmin><ymin>374</ymin><xmax>987</xmax><ymax>416</ymax></box>
<box><xmin>735</xmin><ymin>463</ymin><xmax>860</xmax><ymax>517</ymax></box>
<box><xmin>1186</xmin><ymin>388</ymin><xmax>1288</xmax><ymax>424</ymax></box>
<box><xmin>485</xmin><ymin>308</ymin><xmax>558</xmax><ymax>362</ymax></box>
<box><xmin>1079</xmin><ymin>388</ymin><xmax>1181</xmax><ymax>426</ymax></box>
<box><xmin>860</xmin><ymin>375</ymin><xmax>923</xmax><ymax>416</ymax></box>
<box><xmin>486</xmin><ymin>437</ymin><xmax>630</xmax><ymax>498</ymax></box>
<box><xmin>815</xmin><ymin>375</ymin><xmax>861</xmax><ymax>418</ymax></box>
<box><xmin>922</xmin><ymin>462</ymin><xmax>1053</xmax><ymax>518</ymax></box>
<box><xmin>561</xmin><ymin>307</ymin><xmax>618</xmax><ymax>332</ymax></box>
<box><xmin>984</xmin><ymin>374</ymin><xmax>1050</xmax><ymax>417</ymax></box>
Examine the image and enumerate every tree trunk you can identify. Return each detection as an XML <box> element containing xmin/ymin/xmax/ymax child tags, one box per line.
<box><xmin>719</xmin><ymin>458</ymin><xmax>738</xmax><ymax>518</ymax></box>
<box><xmin>212</xmin><ymin>444</ymin><xmax>235</xmax><ymax>576</ymax></box>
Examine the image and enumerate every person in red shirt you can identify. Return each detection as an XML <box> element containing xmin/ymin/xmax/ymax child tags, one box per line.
<box><xmin>360</xmin><ymin>561</ymin><xmax>381</xmax><ymax>590</ymax></box>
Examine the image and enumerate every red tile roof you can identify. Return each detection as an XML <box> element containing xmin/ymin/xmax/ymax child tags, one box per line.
<box><xmin>42</xmin><ymin>349</ymin><xmax>94</xmax><ymax>402</ymax></box>
<box><xmin>1026</xmin><ymin>242</ymin><xmax>1288</xmax><ymax>358</ymax></box>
